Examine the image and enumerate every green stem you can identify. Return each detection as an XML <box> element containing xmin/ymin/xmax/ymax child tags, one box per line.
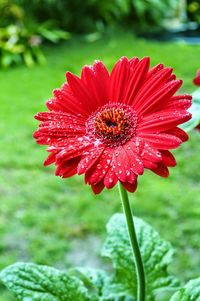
<box><xmin>118</xmin><ymin>182</ymin><xmax>145</xmax><ymax>301</ymax></box>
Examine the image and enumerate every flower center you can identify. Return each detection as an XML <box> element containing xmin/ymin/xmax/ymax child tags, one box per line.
<box><xmin>86</xmin><ymin>103</ymin><xmax>137</xmax><ymax>147</ymax></box>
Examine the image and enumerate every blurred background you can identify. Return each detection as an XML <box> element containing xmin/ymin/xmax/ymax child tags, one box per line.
<box><xmin>0</xmin><ymin>0</ymin><xmax>200</xmax><ymax>300</ymax></box>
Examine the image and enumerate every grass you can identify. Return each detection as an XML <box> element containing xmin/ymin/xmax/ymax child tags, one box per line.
<box><xmin>0</xmin><ymin>31</ymin><xmax>200</xmax><ymax>300</ymax></box>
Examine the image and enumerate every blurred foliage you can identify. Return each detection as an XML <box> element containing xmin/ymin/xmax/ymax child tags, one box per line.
<box><xmin>0</xmin><ymin>0</ymin><xmax>179</xmax><ymax>68</ymax></box>
<box><xmin>0</xmin><ymin>32</ymin><xmax>200</xmax><ymax>301</ymax></box>
<box><xmin>0</xmin><ymin>0</ymin><xmax>70</xmax><ymax>68</ymax></box>
<box><xmin>13</xmin><ymin>0</ymin><xmax>179</xmax><ymax>33</ymax></box>
<box><xmin>187</xmin><ymin>0</ymin><xmax>200</xmax><ymax>24</ymax></box>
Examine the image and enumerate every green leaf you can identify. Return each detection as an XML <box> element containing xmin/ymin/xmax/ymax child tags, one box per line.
<box><xmin>70</xmin><ymin>267</ymin><xmax>107</xmax><ymax>300</ymax></box>
<box><xmin>170</xmin><ymin>278</ymin><xmax>200</xmax><ymax>301</ymax></box>
<box><xmin>181</xmin><ymin>88</ymin><xmax>200</xmax><ymax>132</ymax></box>
<box><xmin>0</xmin><ymin>262</ymin><xmax>91</xmax><ymax>301</ymax></box>
<box><xmin>23</xmin><ymin>50</ymin><xmax>35</xmax><ymax>68</ymax></box>
<box><xmin>31</xmin><ymin>47</ymin><xmax>46</xmax><ymax>65</ymax></box>
<box><xmin>101</xmin><ymin>214</ymin><xmax>179</xmax><ymax>300</ymax></box>
<box><xmin>37</xmin><ymin>26</ymin><xmax>70</xmax><ymax>43</ymax></box>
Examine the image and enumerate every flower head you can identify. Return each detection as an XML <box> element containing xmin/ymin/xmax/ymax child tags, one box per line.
<box><xmin>34</xmin><ymin>57</ymin><xmax>192</xmax><ymax>194</ymax></box>
<box><xmin>193</xmin><ymin>70</ymin><xmax>200</xmax><ymax>86</ymax></box>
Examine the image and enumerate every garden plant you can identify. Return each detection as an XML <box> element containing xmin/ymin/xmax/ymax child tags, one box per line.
<box><xmin>0</xmin><ymin>55</ymin><xmax>199</xmax><ymax>301</ymax></box>
<box><xmin>0</xmin><ymin>0</ymin><xmax>178</xmax><ymax>68</ymax></box>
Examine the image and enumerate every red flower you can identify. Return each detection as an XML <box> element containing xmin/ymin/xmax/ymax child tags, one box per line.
<box><xmin>193</xmin><ymin>70</ymin><xmax>200</xmax><ymax>86</ymax></box>
<box><xmin>34</xmin><ymin>57</ymin><xmax>192</xmax><ymax>194</ymax></box>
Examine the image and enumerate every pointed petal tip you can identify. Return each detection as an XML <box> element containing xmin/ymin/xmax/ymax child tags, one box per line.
<box><xmin>44</xmin><ymin>154</ymin><xmax>56</xmax><ymax>166</ymax></box>
<box><xmin>120</xmin><ymin>180</ymin><xmax>138</xmax><ymax>193</ymax></box>
<box><xmin>142</xmin><ymin>56</ymin><xmax>150</xmax><ymax>61</ymax></box>
<box><xmin>53</xmin><ymin>88</ymin><xmax>61</xmax><ymax>99</ymax></box>
<box><xmin>170</xmin><ymin>79</ymin><xmax>183</xmax><ymax>87</ymax></box>
<box><xmin>94</xmin><ymin>59</ymin><xmax>102</xmax><ymax>65</ymax></box>
<box><xmin>33</xmin><ymin>131</ymin><xmax>39</xmax><ymax>139</ymax></box>
<box><xmin>161</xmin><ymin>151</ymin><xmax>177</xmax><ymax>167</ymax></box>
<box><xmin>65</xmin><ymin>71</ymin><xmax>71</xmax><ymax>78</ymax></box>
<box><xmin>93</xmin><ymin>60</ymin><xmax>109</xmax><ymax>73</ymax></box>
<box><xmin>141</xmin><ymin>56</ymin><xmax>150</xmax><ymax>66</ymax></box>
<box><xmin>151</xmin><ymin>163</ymin><xmax>169</xmax><ymax>178</ymax></box>
<box><xmin>185</xmin><ymin>111</ymin><xmax>192</xmax><ymax>122</ymax></box>
<box><xmin>65</xmin><ymin>71</ymin><xmax>76</xmax><ymax>82</ymax></box>
<box><xmin>165</xmin><ymin>67</ymin><xmax>173</xmax><ymax>73</ymax></box>
<box><xmin>34</xmin><ymin>113</ymin><xmax>40</xmax><ymax>120</ymax></box>
<box><xmin>182</xmin><ymin>131</ymin><xmax>189</xmax><ymax>142</ymax></box>
<box><xmin>91</xmin><ymin>182</ymin><xmax>105</xmax><ymax>194</ymax></box>
<box><xmin>176</xmin><ymin>79</ymin><xmax>183</xmax><ymax>88</ymax></box>
<box><xmin>168</xmin><ymin>74</ymin><xmax>176</xmax><ymax>81</ymax></box>
<box><xmin>119</xmin><ymin>56</ymin><xmax>129</xmax><ymax>62</ymax></box>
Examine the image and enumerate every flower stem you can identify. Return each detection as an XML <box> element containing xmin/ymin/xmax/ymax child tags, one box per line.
<box><xmin>118</xmin><ymin>182</ymin><xmax>145</xmax><ymax>301</ymax></box>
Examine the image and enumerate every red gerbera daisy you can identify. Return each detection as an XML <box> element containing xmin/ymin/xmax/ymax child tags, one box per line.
<box><xmin>34</xmin><ymin>57</ymin><xmax>192</xmax><ymax>194</ymax></box>
<box><xmin>193</xmin><ymin>69</ymin><xmax>200</xmax><ymax>86</ymax></box>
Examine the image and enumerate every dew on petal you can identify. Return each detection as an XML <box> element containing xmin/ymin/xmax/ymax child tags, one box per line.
<box><xmin>33</xmin><ymin>56</ymin><xmax>192</xmax><ymax>194</ymax></box>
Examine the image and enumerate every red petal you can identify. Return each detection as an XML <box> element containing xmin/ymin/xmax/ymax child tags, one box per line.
<box><xmin>120</xmin><ymin>180</ymin><xmax>138</xmax><ymax>193</ymax></box>
<box><xmin>35</xmin><ymin>111</ymin><xmax>85</xmax><ymax>123</ymax></box>
<box><xmin>140</xmin><ymin>141</ymin><xmax>162</xmax><ymax>162</ymax></box>
<box><xmin>109</xmin><ymin>57</ymin><xmax>130</xmax><ymax>102</ymax></box>
<box><xmin>66</xmin><ymin>72</ymin><xmax>98</xmax><ymax>113</ymax></box>
<box><xmin>129</xmin><ymin>57</ymin><xmax>139</xmax><ymax>69</ymax></box>
<box><xmin>151</xmin><ymin>163</ymin><xmax>169</xmax><ymax>177</ymax></box>
<box><xmin>62</xmin><ymin>166</ymin><xmax>78</xmax><ymax>178</ymax></box>
<box><xmin>161</xmin><ymin>150</ymin><xmax>176</xmax><ymax>167</ymax></box>
<box><xmin>125</xmin><ymin>57</ymin><xmax>150</xmax><ymax>104</ymax></box>
<box><xmin>135</xmin><ymin>80</ymin><xmax>183</xmax><ymax>116</ymax></box>
<box><xmin>55</xmin><ymin>157</ymin><xmax>80</xmax><ymax>178</ymax></box>
<box><xmin>44</xmin><ymin>153</ymin><xmax>57</xmax><ymax>166</ymax></box>
<box><xmin>104</xmin><ymin>168</ymin><xmax>118</xmax><ymax>189</ymax></box>
<box><xmin>49</xmin><ymin>83</ymin><xmax>88</xmax><ymax>116</ymax></box>
<box><xmin>140</xmin><ymin>133</ymin><xmax>182</xmax><ymax>149</ymax></box>
<box><xmin>34</xmin><ymin>111</ymin><xmax>86</xmax><ymax>141</ymax></box>
<box><xmin>139</xmin><ymin>110</ymin><xmax>191</xmax><ymax>133</ymax></box>
<box><xmin>112</xmin><ymin>146</ymin><xmax>129</xmax><ymax>182</ymax></box>
<box><xmin>33</xmin><ymin>136</ymin><xmax>56</xmax><ymax>145</ymax></box>
<box><xmin>45</xmin><ymin>136</ymin><xmax>90</xmax><ymax>153</ymax></box>
<box><xmin>56</xmin><ymin>147</ymin><xmax>88</xmax><ymax>163</ymax></box>
<box><xmin>168</xmin><ymin>74</ymin><xmax>176</xmax><ymax>81</ymax></box>
<box><xmin>91</xmin><ymin>181</ymin><xmax>105</xmax><ymax>194</ymax></box>
<box><xmin>167</xmin><ymin>127</ymin><xmax>188</xmax><ymax>142</ymax></box>
<box><xmin>146</xmin><ymin>63</ymin><xmax>164</xmax><ymax>80</ymax></box>
<box><xmin>143</xmin><ymin>160</ymin><xmax>157</xmax><ymax>169</ymax></box>
<box><xmin>85</xmin><ymin>149</ymin><xmax>113</xmax><ymax>185</ymax></box>
<box><xmin>161</xmin><ymin>95</ymin><xmax>192</xmax><ymax>111</ymax></box>
<box><xmin>47</xmin><ymin>137</ymin><xmax>83</xmax><ymax>150</ymax></box>
<box><xmin>81</xmin><ymin>61</ymin><xmax>109</xmax><ymax>107</ymax></box>
<box><xmin>133</xmin><ymin>67</ymin><xmax>173</xmax><ymax>112</ymax></box>
<box><xmin>77</xmin><ymin>145</ymin><xmax>105</xmax><ymax>175</ymax></box>
<box><xmin>193</xmin><ymin>70</ymin><xmax>200</xmax><ymax>86</ymax></box>
<box><xmin>124</xmin><ymin>143</ymin><xmax>144</xmax><ymax>175</ymax></box>
<box><xmin>55</xmin><ymin>137</ymin><xmax>92</xmax><ymax>163</ymax></box>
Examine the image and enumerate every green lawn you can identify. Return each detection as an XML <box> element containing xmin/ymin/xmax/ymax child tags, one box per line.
<box><xmin>0</xmin><ymin>31</ymin><xmax>200</xmax><ymax>300</ymax></box>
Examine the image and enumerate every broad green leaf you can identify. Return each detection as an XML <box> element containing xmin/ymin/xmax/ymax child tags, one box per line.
<box><xmin>101</xmin><ymin>214</ymin><xmax>179</xmax><ymax>300</ymax></box>
<box><xmin>0</xmin><ymin>262</ymin><xmax>90</xmax><ymax>301</ymax></box>
<box><xmin>70</xmin><ymin>267</ymin><xmax>108</xmax><ymax>299</ymax></box>
<box><xmin>181</xmin><ymin>88</ymin><xmax>200</xmax><ymax>132</ymax></box>
<box><xmin>170</xmin><ymin>278</ymin><xmax>200</xmax><ymax>301</ymax></box>
<box><xmin>70</xmin><ymin>267</ymin><xmax>136</xmax><ymax>300</ymax></box>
